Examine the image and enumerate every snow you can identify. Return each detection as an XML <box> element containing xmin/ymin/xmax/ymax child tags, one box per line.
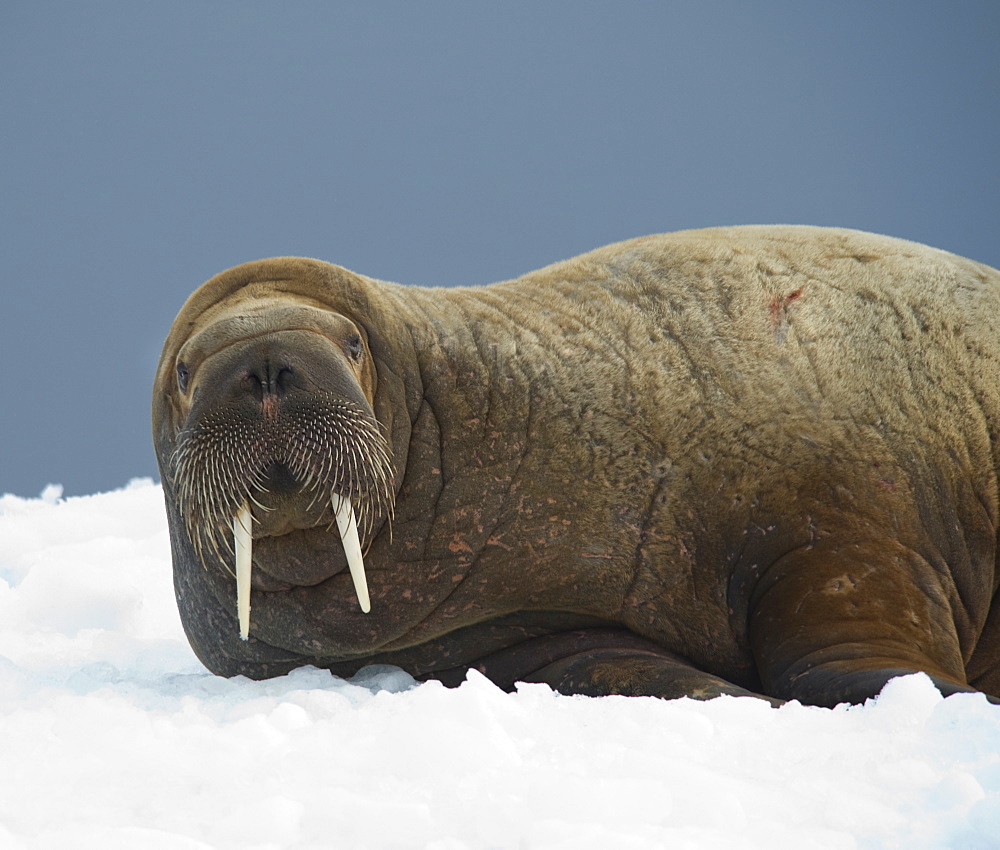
<box><xmin>1</xmin><ymin>481</ymin><xmax>999</xmax><ymax>849</ymax></box>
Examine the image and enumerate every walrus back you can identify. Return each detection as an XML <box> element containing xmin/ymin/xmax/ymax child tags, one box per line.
<box><xmin>419</xmin><ymin>225</ymin><xmax>1000</xmax><ymax>464</ymax></box>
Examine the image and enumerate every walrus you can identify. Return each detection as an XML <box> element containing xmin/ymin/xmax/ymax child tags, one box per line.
<box><xmin>152</xmin><ymin>225</ymin><xmax>1000</xmax><ymax>707</ymax></box>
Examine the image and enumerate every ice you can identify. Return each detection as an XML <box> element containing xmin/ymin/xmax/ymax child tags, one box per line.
<box><xmin>1</xmin><ymin>481</ymin><xmax>998</xmax><ymax>848</ymax></box>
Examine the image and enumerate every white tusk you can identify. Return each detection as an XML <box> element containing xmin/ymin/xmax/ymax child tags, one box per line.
<box><xmin>234</xmin><ymin>501</ymin><xmax>253</xmax><ymax>640</ymax></box>
<box><xmin>334</xmin><ymin>495</ymin><xmax>371</xmax><ymax>613</ymax></box>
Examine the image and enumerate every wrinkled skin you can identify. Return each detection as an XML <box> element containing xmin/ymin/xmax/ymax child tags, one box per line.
<box><xmin>153</xmin><ymin>226</ymin><xmax>1000</xmax><ymax>707</ymax></box>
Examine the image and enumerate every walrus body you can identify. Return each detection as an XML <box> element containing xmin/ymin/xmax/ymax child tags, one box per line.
<box><xmin>153</xmin><ymin>226</ymin><xmax>1000</xmax><ymax>707</ymax></box>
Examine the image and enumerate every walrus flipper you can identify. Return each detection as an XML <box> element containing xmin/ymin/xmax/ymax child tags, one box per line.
<box><xmin>428</xmin><ymin>628</ymin><xmax>784</xmax><ymax>706</ymax></box>
<box><xmin>748</xmin><ymin>537</ymin><xmax>999</xmax><ymax>706</ymax></box>
<box><xmin>524</xmin><ymin>648</ymin><xmax>784</xmax><ymax>706</ymax></box>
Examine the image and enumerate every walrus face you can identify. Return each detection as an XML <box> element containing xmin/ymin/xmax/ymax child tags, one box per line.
<box><xmin>167</xmin><ymin>299</ymin><xmax>394</xmax><ymax>639</ymax></box>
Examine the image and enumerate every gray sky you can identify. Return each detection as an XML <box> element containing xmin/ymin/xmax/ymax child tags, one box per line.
<box><xmin>2</xmin><ymin>1</ymin><xmax>998</xmax><ymax>497</ymax></box>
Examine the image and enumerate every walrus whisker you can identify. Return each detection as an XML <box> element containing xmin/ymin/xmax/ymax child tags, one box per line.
<box><xmin>248</xmin><ymin>491</ymin><xmax>272</xmax><ymax>512</ymax></box>
<box><xmin>304</xmin><ymin>485</ymin><xmax>324</xmax><ymax>514</ymax></box>
<box><xmin>212</xmin><ymin>523</ymin><xmax>237</xmax><ymax>576</ymax></box>
<box><xmin>301</xmin><ymin>468</ymin><xmax>328</xmax><ymax>514</ymax></box>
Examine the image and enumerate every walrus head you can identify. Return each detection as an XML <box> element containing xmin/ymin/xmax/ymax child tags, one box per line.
<box><xmin>160</xmin><ymin>286</ymin><xmax>395</xmax><ymax>640</ymax></box>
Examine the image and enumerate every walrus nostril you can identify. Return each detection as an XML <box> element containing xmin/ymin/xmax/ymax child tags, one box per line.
<box><xmin>243</xmin><ymin>361</ymin><xmax>297</xmax><ymax>401</ymax></box>
<box><xmin>273</xmin><ymin>366</ymin><xmax>295</xmax><ymax>394</ymax></box>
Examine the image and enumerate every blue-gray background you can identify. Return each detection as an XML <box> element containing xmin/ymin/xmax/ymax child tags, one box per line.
<box><xmin>2</xmin><ymin>2</ymin><xmax>998</xmax><ymax>498</ymax></box>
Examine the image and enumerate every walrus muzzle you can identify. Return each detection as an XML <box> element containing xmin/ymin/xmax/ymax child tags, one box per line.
<box><xmin>170</xmin><ymin>331</ymin><xmax>394</xmax><ymax>639</ymax></box>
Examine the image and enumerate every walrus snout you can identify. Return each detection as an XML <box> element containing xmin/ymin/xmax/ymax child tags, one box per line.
<box><xmin>199</xmin><ymin>332</ymin><xmax>358</xmax><ymax>411</ymax></box>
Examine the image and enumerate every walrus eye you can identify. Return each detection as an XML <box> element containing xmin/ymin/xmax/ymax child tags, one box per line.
<box><xmin>176</xmin><ymin>362</ymin><xmax>190</xmax><ymax>394</ymax></box>
<box><xmin>346</xmin><ymin>334</ymin><xmax>364</xmax><ymax>363</ymax></box>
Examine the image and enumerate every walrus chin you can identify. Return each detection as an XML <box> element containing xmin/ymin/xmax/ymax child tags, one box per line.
<box><xmin>170</xmin><ymin>393</ymin><xmax>394</xmax><ymax>639</ymax></box>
